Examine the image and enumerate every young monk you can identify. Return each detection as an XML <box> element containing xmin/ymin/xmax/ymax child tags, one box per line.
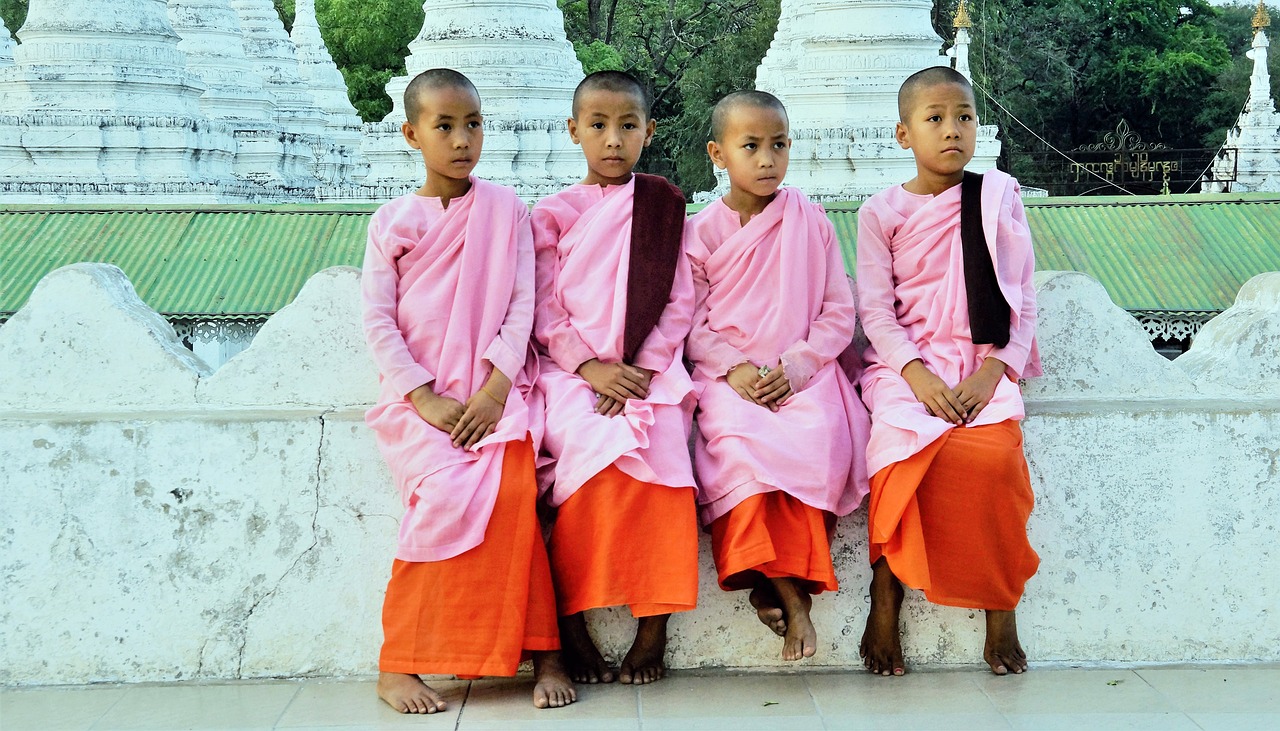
<box><xmin>856</xmin><ymin>66</ymin><xmax>1041</xmax><ymax>677</ymax></box>
<box><xmin>685</xmin><ymin>90</ymin><xmax>870</xmax><ymax>662</ymax></box>
<box><xmin>532</xmin><ymin>70</ymin><xmax>697</xmax><ymax>686</ymax></box>
<box><xmin>362</xmin><ymin>68</ymin><xmax>575</xmax><ymax>713</ymax></box>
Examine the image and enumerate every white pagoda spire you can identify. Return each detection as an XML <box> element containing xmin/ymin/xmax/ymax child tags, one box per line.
<box><xmin>755</xmin><ymin>0</ymin><xmax>1000</xmax><ymax>200</ymax></box>
<box><xmin>0</xmin><ymin>0</ymin><xmax>240</xmax><ymax>200</ymax></box>
<box><xmin>1207</xmin><ymin>2</ymin><xmax>1280</xmax><ymax>193</ymax></box>
<box><xmin>947</xmin><ymin>0</ymin><xmax>973</xmax><ymax>80</ymax></box>
<box><xmin>290</xmin><ymin>0</ymin><xmax>361</xmax><ymax>129</ymax></box>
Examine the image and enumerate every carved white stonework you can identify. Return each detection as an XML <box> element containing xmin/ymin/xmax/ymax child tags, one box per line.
<box><xmin>756</xmin><ymin>0</ymin><xmax>1000</xmax><ymax>200</ymax></box>
<box><xmin>290</xmin><ymin>0</ymin><xmax>367</xmax><ymax>186</ymax></box>
<box><xmin>0</xmin><ymin>0</ymin><xmax>241</xmax><ymax>199</ymax></box>
<box><xmin>352</xmin><ymin>0</ymin><xmax>584</xmax><ymax>200</ymax></box>
<box><xmin>0</xmin><ymin>14</ymin><xmax>14</xmax><ymax>66</ymax></box>
<box><xmin>947</xmin><ymin>0</ymin><xmax>973</xmax><ymax>80</ymax></box>
<box><xmin>1207</xmin><ymin>6</ymin><xmax>1280</xmax><ymax>193</ymax></box>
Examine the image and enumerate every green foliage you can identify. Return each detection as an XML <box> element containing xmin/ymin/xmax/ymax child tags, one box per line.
<box><xmin>0</xmin><ymin>0</ymin><xmax>26</xmax><ymax>32</ymax></box>
<box><xmin>313</xmin><ymin>0</ymin><xmax>421</xmax><ymax>122</ymax></box>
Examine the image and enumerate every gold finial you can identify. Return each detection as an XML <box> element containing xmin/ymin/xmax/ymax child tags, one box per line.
<box><xmin>953</xmin><ymin>0</ymin><xmax>973</xmax><ymax>29</ymax></box>
<box><xmin>1254</xmin><ymin>1</ymin><xmax>1271</xmax><ymax>30</ymax></box>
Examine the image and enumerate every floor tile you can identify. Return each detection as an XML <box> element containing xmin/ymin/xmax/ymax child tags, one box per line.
<box><xmin>822</xmin><ymin>712</ymin><xmax>1011</xmax><ymax>730</ymax></box>
<box><xmin>89</xmin><ymin>681</ymin><xmax>300</xmax><ymax>730</ymax></box>
<box><xmin>275</xmin><ymin>678</ymin><xmax>467</xmax><ymax>728</ymax></box>
<box><xmin>637</xmin><ymin>673</ymin><xmax>817</xmax><ymax>720</ymax></box>
<box><xmin>975</xmin><ymin>669</ymin><xmax>1175</xmax><ymax>714</ymax></box>
<box><xmin>459</xmin><ymin>677</ymin><xmax>638</xmax><ymax>724</ymax></box>
<box><xmin>1188</xmin><ymin>712</ymin><xmax>1280</xmax><ymax>730</ymax></box>
<box><xmin>1135</xmin><ymin>667</ymin><xmax>1280</xmax><ymax>713</ymax></box>
<box><xmin>806</xmin><ymin>669</ymin><xmax>997</xmax><ymax>715</ymax></box>
<box><xmin>0</xmin><ymin>686</ymin><xmax>129</xmax><ymax>731</ymax></box>
<box><xmin>644</xmin><ymin>716</ymin><xmax>824</xmax><ymax>731</ymax></box>
<box><xmin>1003</xmin><ymin>712</ymin><xmax>1200</xmax><ymax>730</ymax></box>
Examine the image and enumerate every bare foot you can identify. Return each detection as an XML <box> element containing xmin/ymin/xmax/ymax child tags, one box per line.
<box><xmin>377</xmin><ymin>671</ymin><xmax>447</xmax><ymax>714</ymax></box>
<box><xmin>619</xmin><ymin>614</ymin><xmax>668</xmax><ymax>684</ymax></box>
<box><xmin>749</xmin><ymin>578</ymin><xmax>787</xmax><ymax>636</ymax></box>
<box><xmin>772</xmin><ymin>577</ymin><xmax>817</xmax><ymax>661</ymax></box>
<box><xmin>532</xmin><ymin>651</ymin><xmax>577</xmax><ymax>709</ymax></box>
<box><xmin>984</xmin><ymin>609</ymin><xmax>1028</xmax><ymax>675</ymax></box>
<box><xmin>859</xmin><ymin>557</ymin><xmax>906</xmax><ymax>676</ymax></box>
<box><xmin>558</xmin><ymin>613</ymin><xmax>616</xmax><ymax>684</ymax></box>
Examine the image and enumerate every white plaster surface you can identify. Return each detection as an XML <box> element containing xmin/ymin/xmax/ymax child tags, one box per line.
<box><xmin>2</xmin><ymin>264</ymin><xmax>1278</xmax><ymax>686</ymax></box>
<box><xmin>1176</xmin><ymin>272</ymin><xmax>1280</xmax><ymax>396</ymax></box>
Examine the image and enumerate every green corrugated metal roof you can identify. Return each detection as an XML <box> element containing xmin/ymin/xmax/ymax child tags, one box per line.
<box><xmin>0</xmin><ymin>194</ymin><xmax>1276</xmax><ymax>317</ymax></box>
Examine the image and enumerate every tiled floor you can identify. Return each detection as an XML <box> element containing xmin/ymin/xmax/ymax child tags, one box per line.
<box><xmin>2</xmin><ymin>666</ymin><xmax>1276</xmax><ymax>730</ymax></box>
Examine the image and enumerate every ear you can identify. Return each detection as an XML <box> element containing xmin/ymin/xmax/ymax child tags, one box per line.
<box><xmin>894</xmin><ymin>121</ymin><xmax>911</xmax><ymax>151</ymax></box>
<box><xmin>643</xmin><ymin>118</ymin><xmax>657</xmax><ymax>147</ymax></box>
<box><xmin>566</xmin><ymin>117</ymin><xmax>581</xmax><ymax>145</ymax></box>
<box><xmin>401</xmin><ymin>121</ymin><xmax>422</xmax><ymax>150</ymax></box>
<box><xmin>707</xmin><ymin>140</ymin><xmax>727</xmax><ymax>170</ymax></box>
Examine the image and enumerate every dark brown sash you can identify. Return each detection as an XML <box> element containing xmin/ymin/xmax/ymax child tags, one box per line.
<box><xmin>960</xmin><ymin>171</ymin><xmax>1011</xmax><ymax>348</ymax></box>
<box><xmin>623</xmin><ymin>173</ymin><xmax>686</xmax><ymax>363</ymax></box>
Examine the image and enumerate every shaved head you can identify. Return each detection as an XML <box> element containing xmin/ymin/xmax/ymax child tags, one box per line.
<box><xmin>710</xmin><ymin>90</ymin><xmax>788</xmax><ymax>142</ymax></box>
<box><xmin>572</xmin><ymin>70</ymin><xmax>650</xmax><ymax>119</ymax></box>
<box><xmin>898</xmin><ymin>66</ymin><xmax>973</xmax><ymax>122</ymax></box>
<box><xmin>405</xmin><ymin>68</ymin><xmax>480</xmax><ymax>125</ymax></box>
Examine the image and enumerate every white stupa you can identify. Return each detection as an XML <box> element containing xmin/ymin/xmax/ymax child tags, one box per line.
<box><xmin>0</xmin><ymin>14</ymin><xmax>14</xmax><ymax>67</ymax></box>
<box><xmin>167</xmin><ymin>0</ymin><xmax>298</xmax><ymax>191</ymax></box>
<box><xmin>755</xmin><ymin>0</ymin><xmax>1000</xmax><ymax>199</ymax></box>
<box><xmin>290</xmin><ymin>0</ymin><xmax>368</xmax><ymax>189</ymax></box>
<box><xmin>355</xmin><ymin>0</ymin><xmax>584</xmax><ymax>199</ymax></box>
<box><xmin>0</xmin><ymin>0</ymin><xmax>242</xmax><ymax>202</ymax></box>
<box><xmin>1207</xmin><ymin>3</ymin><xmax>1280</xmax><ymax>193</ymax></box>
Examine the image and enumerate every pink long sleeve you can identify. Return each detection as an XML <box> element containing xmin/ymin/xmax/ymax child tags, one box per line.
<box><xmin>633</xmin><ymin>246</ymin><xmax>695</xmax><ymax>373</ymax></box>
<box><xmin>481</xmin><ymin>209</ymin><xmax>535</xmax><ymax>382</ymax></box>
<box><xmin>687</xmin><ymin>248</ymin><xmax>751</xmax><ymax>378</ymax></box>
<box><xmin>780</xmin><ymin>217</ymin><xmax>859</xmax><ymax>391</ymax></box>
<box><xmin>987</xmin><ymin>192</ymin><xmax>1038</xmax><ymax>378</ymax></box>
<box><xmin>361</xmin><ymin>214</ymin><xmax>434</xmax><ymax>398</ymax></box>
<box><xmin>531</xmin><ymin>206</ymin><xmax>597</xmax><ymax>374</ymax></box>
<box><xmin>856</xmin><ymin>201</ymin><xmax>924</xmax><ymax>375</ymax></box>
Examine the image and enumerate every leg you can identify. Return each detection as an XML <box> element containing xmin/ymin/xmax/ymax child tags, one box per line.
<box><xmin>558</xmin><ymin>612</ymin><xmax>616</xmax><ymax>684</ymax></box>
<box><xmin>532</xmin><ymin>651</ymin><xmax>578</xmax><ymax>708</ymax></box>
<box><xmin>376</xmin><ymin>671</ymin><xmax>448</xmax><ymax>714</ymax></box>
<box><xmin>748</xmin><ymin>574</ymin><xmax>787</xmax><ymax>637</ymax></box>
<box><xmin>859</xmin><ymin>557</ymin><xmax>906</xmax><ymax>676</ymax></box>
<box><xmin>619</xmin><ymin>614</ymin><xmax>669</xmax><ymax>685</ymax></box>
<box><xmin>983</xmin><ymin>609</ymin><xmax>1028</xmax><ymax>675</ymax></box>
<box><xmin>770</xmin><ymin>577</ymin><xmax>817</xmax><ymax>661</ymax></box>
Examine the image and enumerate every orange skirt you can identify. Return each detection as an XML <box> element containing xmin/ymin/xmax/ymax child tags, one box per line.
<box><xmin>710</xmin><ymin>491</ymin><xmax>837</xmax><ymax>594</ymax></box>
<box><xmin>549</xmin><ymin>464</ymin><xmax>698</xmax><ymax>617</ymax></box>
<box><xmin>379</xmin><ymin>440</ymin><xmax>559</xmax><ymax>677</ymax></box>
<box><xmin>868</xmin><ymin>420</ymin><xmax>1039</xmax><ymax>611</ymax></box>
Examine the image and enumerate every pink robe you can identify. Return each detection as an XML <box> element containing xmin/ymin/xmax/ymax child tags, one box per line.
<box><xmin>857</xmin><ymin>169</ymin><xmax>1041</xmax><ymax>477</ymax></box>
<box><xmin>532</xmin><ymin>180</ymin><xmax>697</xmax><ymax>506</ymax></box>
<box><xmin>686</xmin><ymin>189</ymin><xmax>871</xmax><ymax>524</ymax></box>
<box><xmin>363</xmin><ymin>178</ymin><xmax>537</xmax><ymax>562</ymax></box>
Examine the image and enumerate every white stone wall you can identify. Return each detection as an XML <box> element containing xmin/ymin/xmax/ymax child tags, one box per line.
<box><xmin>2</xmin><ymin>265</ymin><xmax>1278</xmax><ymax>686</ymax></box>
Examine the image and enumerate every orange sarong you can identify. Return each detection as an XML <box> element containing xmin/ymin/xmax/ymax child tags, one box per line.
<box><xmin>548</xmin><ymin>464</ymin><xmax>698</xmax><ymax>617</ymax></box>
<box><xmin>710</xmin><ymin>491</ymin><xmax>837</xmax><ymax>594</ymax></box>
<box><xmin>868</xmin><ymin>420</ymin><xmax>1039</xmax><ymax>611</ymax></box>
<box><xmin>379</xmin><ymin>440</ymin><xmax>559</xmax><ymax>677</ymax></box>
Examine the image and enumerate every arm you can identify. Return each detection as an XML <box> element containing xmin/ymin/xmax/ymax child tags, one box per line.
<box><xmin>360</xmin><ymin>214</ymin><xmax>434</xmax><ymax>398</ymax></box>
<box><xmin>531</xmin><ymin>206</ymin><xmax>597</xmax><ymax>373</ymax></box>
<box><xmin>685</xmin><ymin>245</ymin><xmax>751</xmax><ymax>378</ymax></box>
<box><xmin>778</xmin><ymin>217</ymin><xmax>859</xmax><ymax>391</ymax></box>
<box><xmin>986</xmin><ymin>191</ymin><xmax>1038</xmax><ymax>379</ymax></box>
<box><xmin>480</xmin><ymin>206</ymin><xmax>535</xmax><ymax>388</ymax></box>
<box><xmin>855</xmin><ymin>204</ymin><xmax>923</xmax><ymax>376</ymax></box>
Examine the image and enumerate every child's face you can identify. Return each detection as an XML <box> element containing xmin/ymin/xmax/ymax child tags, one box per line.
<box><xmin>567</xmin><ymin>89</ymin><xmax>655</xmax><ymax>186</ymax></box>
<box><xmin>895</xmin><ymin>82</ymin><xmax>977</xmax><ymax>181</ymax></box>
<box><xmin>708</xmin><ymin>104</ymin><xmax>790</xmax><ymax>201</ymax></box>
<box><xmin>401</xmin><ymin>85</ymin><xmax>484</xmax><ymax>185</ymax></box>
